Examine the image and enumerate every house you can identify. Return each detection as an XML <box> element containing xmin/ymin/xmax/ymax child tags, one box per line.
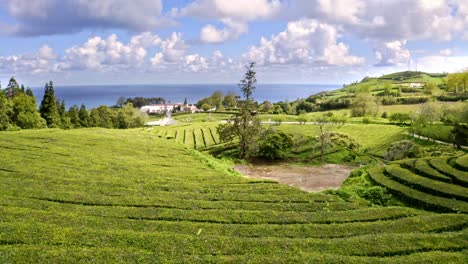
<box><xmin>140</xmin><ymin>103</ymin><xmax>199</xmax><ymax>114</ymax></box>
<box><xmin>408</xmin><ymin>83</ymin><xmax>424</xmax><ymax>88</ymax></box>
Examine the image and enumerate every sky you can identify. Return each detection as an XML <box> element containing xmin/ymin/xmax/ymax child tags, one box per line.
<box><xmin>0</xmin><ymin>0</ymin><xmax>467</xmax><ymax>86</ymax></box>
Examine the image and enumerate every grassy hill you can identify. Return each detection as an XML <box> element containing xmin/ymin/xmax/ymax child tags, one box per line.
<box><xmin>351</xmin><ymin>71</ymin><xmax>446</xmax><ymax>91</ymax></box>
<box><xmin>1</xmin><ymin>128</ymin><xmax>467</xmax><ymax>262</ymax></box>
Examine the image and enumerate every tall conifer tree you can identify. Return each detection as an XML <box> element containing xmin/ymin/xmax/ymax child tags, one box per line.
<box><xmin>39</xmin><ymin>81</ymin><xmax>61</xmax><ymax>128</ymax></box>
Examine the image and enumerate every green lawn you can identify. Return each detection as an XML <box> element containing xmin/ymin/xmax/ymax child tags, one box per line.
<box><xmin>0</xmin><ymin>128</ymin><xmax>467</xmax><ymax>262</ymax></box>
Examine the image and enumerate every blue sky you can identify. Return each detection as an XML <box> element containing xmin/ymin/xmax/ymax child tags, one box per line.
<box><xmin>0</xmin><ymin>0</ymin><xmax>467</xmax><ymax>86</ymax></box>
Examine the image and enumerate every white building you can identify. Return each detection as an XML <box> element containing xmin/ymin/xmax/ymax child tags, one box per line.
<box><xmin>409</xmin><ymin>83</ymin><xmax>424</xmax><ymax>88</ymax></box>
<box><xmin>140</xmin><ymin>104</ymin><xmax>199</xmax><ymax>114</ymax></box>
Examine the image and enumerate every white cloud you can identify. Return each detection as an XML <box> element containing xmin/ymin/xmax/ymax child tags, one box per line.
<box><xmin>242</xmin><ymin>19</ymin><xmax>364</xmax><ymax>66</ymax></box>
<box><xmin>439</xmin><ymin>49</ymin><xmax>453</xmax><ymax>56</ymax></box>
<box><xmin>200</xmin><ymin>19</ymin><xmax>248</xmax><ymax>43</ymax></box>
<box><xmin>374</xmin><ymin>40</ymin><xmax>411</xmax><ymax>66</ymax></box>
<box><xmin>150</xmin><ymin>32</ymin><xmax>189</xmax><ymax>66</ymax></box>
<box><xmin>418</xmin><ymin>55</ymin><xmax>468</xmax><ymax>73</ymax></box>
<box><xmin>180</xmin><ymin>0</ymin><xmax>281</xmax><ymax>43</ymax></box>
<box><xmin>287</xmin><ymin>0</ymin><xmax>467</xmax><ymax>42</ymax></box>
<box><xmin>2</xmin><ymin>0</ymin><xmax>170</xmax><ymax>36</ymax></box>
<box><xmin>0</xmin><ymin>46</ymin><xmax>58</xmax><ymax>74</ymax></box>
<box><xmin>180</xmin><ymin>0</ymin><xmax>281</xmax><ymax>21</ymax></box>
<box><xmin>62</xmin><ymin>33</ymin><xmax>158</xmax><ymax>71</ymax></box>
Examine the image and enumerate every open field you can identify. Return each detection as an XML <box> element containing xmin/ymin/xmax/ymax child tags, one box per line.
<box><xmin>1</xmin><ymin>128</ymin><xmax>467</xmax><ymax>262</ymax></box>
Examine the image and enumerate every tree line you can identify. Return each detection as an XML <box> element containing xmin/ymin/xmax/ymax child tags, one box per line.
<box><xmin>0</xmin><ymin>77</ymin><xmax>146</xmax><ymax>131</ymax></box>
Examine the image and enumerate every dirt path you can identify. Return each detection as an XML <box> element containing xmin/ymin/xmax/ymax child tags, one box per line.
<box><xmin>234</xmin><ymin>163</ymin><xmax>355</xmax><ymax>192</ymax></box>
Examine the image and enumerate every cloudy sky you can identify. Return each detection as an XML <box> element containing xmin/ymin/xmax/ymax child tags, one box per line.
<box><xmin>0</xmin><ymin>0</ymin><xmax>467</xmax><ymax>86</ymax></box>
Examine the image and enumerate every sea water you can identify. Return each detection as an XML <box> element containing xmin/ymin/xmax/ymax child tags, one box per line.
<box><xmin>31</xmin><ymin>83</ymin><xmax>340</xmax><ymax>108</ymax></box>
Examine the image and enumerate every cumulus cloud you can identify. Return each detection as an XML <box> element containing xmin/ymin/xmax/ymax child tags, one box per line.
<box><xmin>200</xmin><ymin>19</ymin><xmax>248</xmax><ymax>43</ymax></box>
<box><xmin>439</xmin><ymin>49</ymin><xmax>453</xmax><ymax>56</ymax></box>
<box><xmin>180</xmin><ymin>0</ymin><xmax>281</xmax><ymax>21</ymax></box>
<box><xmin>61</xmin><ymin>33</ymin><xmax>160</xmax><ymax>71</ymax></box>
<box><xmin>1</xmin><ymin>0</ymin><xmax>170</xmax><ymax>36</ymax></box>
<box><xmin>418</xmin><ymin>55</ymin><xmax>468</xmax><ymax>73</ymax></box>
<box><xmin>180</xmin><ymin>0</ymin><xmax>281</xmax><ymax>43</ymax></box>
<box><xmin>0</xmin><ymin>45</ymin><xmax>58</xmax><ymax>74</ymax></box>
<box><xmin>242</xmin><ymin>19</ymin><xmax>364</xmax><ymax>66</ymax></box>
<box><xmin>286</xmin><ymin>0</ymin><xmax>467</xmax><ymax>42</ymax></box>
<box><xmin>374</xmin><ymin>40</ymin><xmax>411</xmax><ymax>66</ymax></box>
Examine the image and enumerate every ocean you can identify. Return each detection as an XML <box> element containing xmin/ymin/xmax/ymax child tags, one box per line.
<box><xmin>31</xmin><ymin>84</ymin><xmax>341</xmax><ymax>108</ymax></box>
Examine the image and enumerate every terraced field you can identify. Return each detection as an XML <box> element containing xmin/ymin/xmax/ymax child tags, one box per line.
<box><xmin>150</xmin><ymin>123</ymin><xmax>220</xmax><ymax>150</ymax></box>
<box><xmin>368</xmin><ymin>155</ymin><xmax>468</xmax><ymax>213</ymax></box>
<box><xmin>0</xmin><ymin>129</ymin><xmax>467</xmax><ymax>262</ymax></box>
<box><xmin>150</xmin><ymin>122</ymin><xmax>405</xmax><ymax>156</ymax></box>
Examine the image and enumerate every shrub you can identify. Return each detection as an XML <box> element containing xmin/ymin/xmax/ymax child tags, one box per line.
<box><xmin>357</xmin><ymin>186</ymin><xmax>393</xmax><ymax>206</ymax></box>
<box><xmin>384</xmin><ymin>140</ymin><xmax>420</xmax><ymax>161</ymax></box>
<box><xmin>257</xmin><ymin>131</ymin><xmax>294</xmax><ymax>159</ymax></box>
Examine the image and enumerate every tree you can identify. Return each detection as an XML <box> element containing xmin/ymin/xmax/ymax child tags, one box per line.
<box><xmin>57</xmin><ymin>100</ymin><xmax>71</xmax><ymax>129</ymax></box>
<box><xmin>389</xmin><ymin>112</ymin><xmax>411</xmax><ymax>125</ymax></box>
<box><xmin>217</xmin><ymin>62</ymin><xmax>264</xmax><ymax>159</ymax></box>
<box><xmin>452</xmin><ymin>124</ymin><xmax>468</xmax><ymax>149</ymax></box>
<box><xmin>68</xmin><ymin>105</ymin><xmax>81</xmax><ymax>128</ymax></box>
<box><xmin>239</xmin><ymin>62</ymin><xmax>256</xmax><ymax>100</ymax></box>
<box><xmin>11</xmin><ymin>93</ymin><xmax>46</xmax><ymax>129</ymax></box>
<box><xmin>0</xmin><ymin>90</ymin><xmax>11</xmax><ymax>130</ymax></box>
<box><xmin>351</xmin><ymin>92</ymin><xmax>379</xmax><ymax>117</ymax></box>
<box><xmin>78</xmin><ymin>104</ymin><xmax>90</xmax><ymax>127</ymax></box>
<box><xmin>5</xmin><ymin>77</ymin><xmax>21</xmax><ymax>98</ymax></box>
<box><xmin>223</xmin><ymin>92</ymin><xmax>237</xmax><ymax>108</ymax></box>
<box><xmin>257</xmin><ymin>131</ymin><xmax>293</xmax><ymax>159</ymax></box>
<box><xmin>315</xmin><ymin>116</ymin><xmax>336</xmax><ymax>163</ymax></box>
<box><xmin>383</xmin><ymin>82</ymin><xmax>392</xmax><ymax>96</ymax></box>
<box><xmin>116</xmin><ymin>96</ymin><xmax>127</xmax><ymax>108</ymax></box>
<box><xmin>446</xmin><ymin>72</ymin><xmax>468</xmax><ymax>93</ymax></box>
<box><xmin>424</xmin><ymin>81</ymin><xmax>438</xmax><ymax>95</ymax></box>
<box><xmin>39</xmin><ymin>81</ymin><xmax>61</xmax><ymax>128</ymax></box>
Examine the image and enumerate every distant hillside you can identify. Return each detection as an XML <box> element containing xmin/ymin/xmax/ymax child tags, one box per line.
<box><xmin>344</xmin><ymin>71</ymin><xmax>447</xmax><ymax>92</ymax></box>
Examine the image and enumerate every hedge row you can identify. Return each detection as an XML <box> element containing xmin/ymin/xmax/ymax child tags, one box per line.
<box><xmin>454</xmin><ymin>155</ymin><xmax>468</xmax><ymax>171</ymax></box>
<box><xmin>400</xmin><ymin>159</ymin><xmax>452</xmax><ymax>183</ymax></box>
<box><xmin>2</xmin><ymin>206</ymin><xmax>466</xmax><ymax>240</ymax></box>
<box><xmin>1</xmin><ymin>245</ymin><xmax>466</xmax><ymax>263</ymax></box>
<box><xmin>429</xmin><ymin>158</ymin><xmax>468</xmax><ymax>187</ymax></box>
<box><xmin>0</xmin><ymin>195</ymin><xmax>419</xmax><ymax>225</ymax></box>
<box><xmin>0</xmin><ymin>194</ymin><xmax>359</xmax><ymax>213</ymax></box>
<box><xmin>384</xmin><ymin>165</ymin><xmax>468</xmax><ymax>202</ymax></box>
<box><xmin>367</xmin><ymin>167</ymin><xmax>468</xmax><ymax>213</ymax></box>
<box><xmin>1</xmin><ymin>221</ymin><xmax>466</xmax><ymax>258</ymax></box>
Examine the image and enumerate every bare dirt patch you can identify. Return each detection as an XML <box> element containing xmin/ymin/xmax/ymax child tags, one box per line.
<box><xmin>234</xmin><ymin>163</ymin><xmax>355</xmax><ymax>192</ymax></box>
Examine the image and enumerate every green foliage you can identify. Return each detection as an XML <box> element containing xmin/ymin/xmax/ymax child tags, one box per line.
<box><xmin>39</xmin><ymin>81</ymin><xmax>61</xmax><ymax>128</ymax></box>
<box><xmin>351</xmin><ymin>92</ymin><xmax>379</xmax><ymax>117</ymax></box>
<box><xmin>257</xmin><ymin>131</ymin><xmax>294</xmax><ymax>159</ymax></box>
<box><xmin>0</xmin><ymin>129</ymin><xmax>467</xmax><ymax>261</ymax></box>
<box><xmin>239</xmin><ymin>62</ymin><xmax>256</xmax><ymax>100</ymax></box>
<box><xmin>368</xmin><ymin>165</ymin><xmax>468</xmax><ymax>213</ymax></box>
<box><xmin>358</xmin><ymin>186</ymin><xmax>393</xmax><ymax>206</ymax></box>
<box><xmin>384</xmin><ymin>140</ymin><xmax>421</xmax><ymax>161</ymax></box>
<box><xmin>0</xmin><ymin>90</ymin><xmax>11</xmax><ymax>130</ymax></box>
<box><xmin>11</xmin><ymin>93</ymin><xmax>46</xmax><ymax>129</ymax></box>
<box><xmin>78</xmin><ymin>104</ymin><xmax>90</xmax><ymax>127</ymax></box>
<box><xmin>389</xmin><ymin>112</ymin><xmax>411</xmax><ymax>125</ymax></box>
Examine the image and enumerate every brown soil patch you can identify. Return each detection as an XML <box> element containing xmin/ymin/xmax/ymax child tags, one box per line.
<box><xmin>234</xmin><ymin>163</ymin><xmax>355</xmax><ymax>192</ymax></box>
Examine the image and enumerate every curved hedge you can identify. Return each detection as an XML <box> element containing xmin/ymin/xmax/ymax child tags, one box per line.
<box><xmin>367</xmin><ymin>167</ymin><xmax>468</xmax><ymax>213</ymax></box>
<box><xmin>384</xmin><ymin>165</ymin><xmax>468</xmax><ymax>202</ymax></box>
<box><xmin>430</xmin><ymin>158</ymin><xmax>468</xmax><ymax>187</ymax></box>
<box><xmin>454</xmin><ymin>155</ymin><xmax>468</xmax><ymax>171</ymax></box>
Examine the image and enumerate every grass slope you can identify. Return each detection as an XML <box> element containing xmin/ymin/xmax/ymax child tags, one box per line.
<box><xmin>0</xmin><ymin>128</ymin><xmax>467</xmax><ymax>262</ymax></box>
